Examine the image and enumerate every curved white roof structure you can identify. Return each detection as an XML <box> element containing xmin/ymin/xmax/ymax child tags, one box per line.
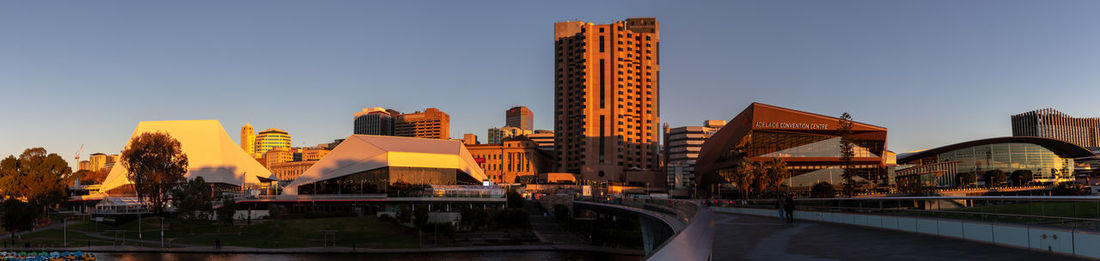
<box><xmin>283</xmin><ymin>135</ymin><xmax>487</xmax><ymax>196</ymax></box>
<box><xmin>99</xmin><ymin>120</ymin><xmax>276</xmax><ymax>195</ymax></box>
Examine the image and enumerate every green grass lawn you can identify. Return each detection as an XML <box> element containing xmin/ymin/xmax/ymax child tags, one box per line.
<box><xmin>945</xmin><ymin>201</ymin><xmax>1100</xmax><ymax>219</ymax></box>
<box><xmin>881</xmin><ymin>201</ymin><xmax>1100</xmax><ymax>230</ymax></box>
<box><xmin>51</xmin><ymin>216</ymin><xmax>419</xmax><ymax>249</ymax></box>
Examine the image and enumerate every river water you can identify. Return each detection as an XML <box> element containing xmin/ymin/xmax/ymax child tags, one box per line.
<box><xmin>95</xmin><ymin>251</ymin><xmax>642</xmax><ymax>261</ymax></box>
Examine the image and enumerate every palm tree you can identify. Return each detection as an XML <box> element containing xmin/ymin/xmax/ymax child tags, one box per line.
<box><xmin>766</xmin><ymin>158</ymin><xmax>790</xmax><ymax>195</ymax></box>
<box><xmin>734</xmin><ymin>156</ymin><xmax>757</xmax><ymax>199</ymax></box>
<box><xmin>751</xmin><ymin>161</ymin><xmax>768</xmax><ymax>197</ymax></box>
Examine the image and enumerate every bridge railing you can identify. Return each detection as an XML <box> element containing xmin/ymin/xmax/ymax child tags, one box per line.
<box><xmin>712</xmin><ymin>196</ymin><xmax>1100</xmax><ymax>231</ymax></box>
<box><xmin>578</xmin><ymin>197</ymin><xmax>713</xmax><ymax>261</ymax></box>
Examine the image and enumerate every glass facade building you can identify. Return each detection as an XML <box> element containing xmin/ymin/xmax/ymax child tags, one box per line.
<box><xmin>296</xmin><ymin>166</ymin><xmax>480</xmax><ymax>196</ymax></box>
<box><xmin>896</xmin><ymin>137</ymin><xmax>1093</xmax><ymax>188</ymax></box>
<box><xmin>695</xmin><ymin>103</ymin><xmax>889</xmax><ymax>196</ymax></box>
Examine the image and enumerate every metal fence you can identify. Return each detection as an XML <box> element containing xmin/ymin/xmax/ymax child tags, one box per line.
<box><xmin>577</xmin><ymin>197</ymin><xmax>713</xmax><ymax>261</ymax></box>
<box><xmin>712</xmin><ymin>196</ymin><xmax>1100</xmax><ymax>231</ymax></box>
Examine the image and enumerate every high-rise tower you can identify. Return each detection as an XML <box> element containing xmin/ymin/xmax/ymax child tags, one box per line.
<box><xmin>241</xmin><ymin>123</ymin><xmax>256</xmax><ymax>157</ymax></box>
<box><xmin>553</xmin><ymin>18</ymin><xmax>660</xmax><ymax>182</ymax></box>
<box><xmin>354</xmin><ymin>107</ymin><xmax>394</xmax><ymax>135</ymax></box>
<box><xmin>506</xmin><ymin>106</ymin><xmax>533</xmax><ymax>131</ymax></box>
<box><xmin>394</xmin><ymin>108</ymin><xmax>450</xmax><ymax>139</ymax></box>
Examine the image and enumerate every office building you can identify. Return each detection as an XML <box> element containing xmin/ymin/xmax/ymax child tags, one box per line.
<box><xmin>354</xmin><ymin>107</ymin><xmax>395</xmax><ymax>136</ymax></box>
<box><xmin>1011</xmin><ymin>108</ymin><xmax>1100</xmax><ymax>148</ymax></box>
<box><xmin>301</xmin><ymin>147</ymin><xmax>331</xmax><ymax>161</ymax></box>
<box><xmin>466</xmin><ymin>140</ymin><xmax>553</xmax><ymax>184</ymax></box>
<box><xmin>395</xmin><ymin>108</ymin><xmax>450</xmax><ymax>139</ymax></box>
<box><xmin>89</xmin><ymin>153</ymin><xmax>107</xmax><ymax>172</ymax></box>
<box><xmin>255</xmin><ymin>128</ymin><xmax>292</xmax><ymax>157</ymax></box>
<box><xmin>896</xmin><ymin>137</ymin><xmax>1090</xmax><ymax>188</ymax></box>
<box><xmin>529</xmin><ymin>130</ymin><xmax>555</xmax><ymax>153</ymax></box>
<box><xmin>264</xmin><ymin>147</ymin><xmax>294</xmax><ymax>167</ymax></box>
<box><xmin>506</xmin><ymin>106</ymin><xmax>534</xmax><ymax>131</ymax></box>
<box><xmin>241</xmin><ymin>123</ymin><xmax>256</xmax><ymax>157</ymax></box>
<box><xmin>269</xmin><ymin>160</ymin><xmax>318</xmax><ymax>182</ymax></box>
<box><xmin>663</xmin><ymin>120</ymin><xmax>725</xmax><ymax>194</ymax></box>
<box><xmin>695</xmin><ymin>103</ymin><xmax>889</xmax><ymax>195</ymax></box>
<box><xmin>462</xmin><ymin>133</ymin><xmax>479</xmax><ymax>145</ymax></box>
<box><xmin>79</xmin><ymin>160</ymin><xmax>92</xmax><ymax>171</ymax></box>
<box><xmin>554</xmin><ymin>18</ymin><xmax>661</xmax><ymax>184</ymax></box>
<box><xmin>488</xmin><ymin>126</ymin><xmax>531</xmax><ymax>144</ymax></box>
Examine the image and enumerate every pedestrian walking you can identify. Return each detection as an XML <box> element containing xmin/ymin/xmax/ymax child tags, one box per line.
<box><xmin>784</xmin><ymin>196</ymin><xmax>795</xmax><ymax>224</ymax></box>
<box><xmin>775</xmin><ymin>196</ymin><xmax>786</xmax><ymax>223</ymax></box>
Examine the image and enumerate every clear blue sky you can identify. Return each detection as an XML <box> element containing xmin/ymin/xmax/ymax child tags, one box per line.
<box><xmin>4</xmin><ymin>0</ymin><xmax>1100</xmax><ymax>167</ymax></box>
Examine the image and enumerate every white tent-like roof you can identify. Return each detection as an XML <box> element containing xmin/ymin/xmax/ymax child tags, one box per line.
<box><xmin>283</xmin><ymin>135</ymin><xmax>487</xmax><ymax>196</ymax></box>
<box><xmin>99</xmin><ymin>120</ymin><xmax>276</xmax><ymax>195</ymax></box>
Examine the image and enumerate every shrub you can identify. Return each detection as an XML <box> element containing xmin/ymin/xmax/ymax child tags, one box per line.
<box><xmin>492</xmin><ymin>208</ymin><xmax>530</xmax><ymax>229</ymax></box>
<box><xmin>506</xmin><ymin>190</ymin><xmax>525</xmax><ymax>209</ymax></box>
<box><xmin>553</xmin><ymin>204</ymin><xmax>570</xmax><ymax>222</ymax></box>
<box><xmin>216</xmin><ymin>199</ymin><xmax>236</xmax><ymax>224</ymax></box>
<box><xmin>810</xmin><ymin>182</ymin><xmax>836</xmax><ymax>198</ymax></box>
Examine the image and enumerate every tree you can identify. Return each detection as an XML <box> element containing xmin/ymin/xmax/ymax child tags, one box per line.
<box><xmin>413</xmin><ymin>205</ymin><xmax>429</xmax><ymax>228</ymax></box>
<box><xmin>1011</xmin><ymin>170</ymin><xmax>1033</xmax><ymax>186</ymax></box>
<box><xmin>983</xmin><ymin>170</ymin><xmax>1006</xmax><ymax>187</ymax></box>
<box><xmin>216</xmin><ymin>199</ymin><xmax>236</xmax><ymax>224</ymax></box>
<box><xmin>506</xmin><ymin>190</ymin><xmax>525</xmax><ymax>209</ymax></box>
<box><xmin>121</xmin><ymin>132</ymin><xmax>189</xmax><ymax>214</ymax></box>
<box><xmin>838</xmin><ymin>112</ymin><xmax>857</xmax><ymax>197</ymax></box>
<box><xmin>955</xmin><ymin>172</ymin><xmax>976</xmax><ymax>188</ymax></box>
<box><xmin>810</xmin><ymin>182</ymin><xmax>836</xmax><ymax>198</ymax></box>
<box><xmin>173</xmin><ymin>177</ymin><xmax>213</xmax><ymax>220</ymax></box>
<box><xmin>74</xmin><ymin>169</ymin><xmax>109</xmax><ymax>185</ymax></box>
<box><xmin>750</xmin><ymin>161</ymin><xmax>768</xmax><ymax>197</ymax></box>
<box><xmin>0</xmin><ymin>148</ymin><xmax>75</xmax><ymax>213</ymax></box>
<box><xmin>718</xmin><ymin>146</ymin><xmax>756</xmax><ymax>199</ymax></box>
<box><xmin>764</xmin><ymin>158</ymin><xmax>790</xmax><ymax>196</ymax></box>
<box><xmin>2</xmin><ymin>198</ymin><xmax>37</xmax><ymax>246</ymax></box>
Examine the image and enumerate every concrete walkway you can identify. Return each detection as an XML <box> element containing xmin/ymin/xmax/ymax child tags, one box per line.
<box><xmin>713</xmin><ymin>212</ymin><xmax>1085</xmax><ymax>261</ymax></box>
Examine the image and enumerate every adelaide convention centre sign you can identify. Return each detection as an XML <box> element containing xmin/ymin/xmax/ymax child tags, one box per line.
<box><xmin>754</xmin><ymin>121</ymin><xmax>830</xmax><ymax>130</ymax></box>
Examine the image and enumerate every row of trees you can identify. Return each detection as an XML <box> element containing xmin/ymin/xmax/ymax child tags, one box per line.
<box><xmin>955</xmin><ymin>169</ymin><xmax>1034</xmax><ymax>188</ymax></box>
<box><xmin>0</xmin><ymin>148</ymin><xmax>77</xmax><ymax>238</ymax></box>
<box><xmin>718</xmin><ymin>150</ymin><xmax>791</xmax><ymax>199</ymax></box>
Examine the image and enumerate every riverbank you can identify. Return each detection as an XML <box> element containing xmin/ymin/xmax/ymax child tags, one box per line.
<box><xmin>0</xmin><ymin>244</ymin><xmax>643</xmax><ymax>256</ymax></box>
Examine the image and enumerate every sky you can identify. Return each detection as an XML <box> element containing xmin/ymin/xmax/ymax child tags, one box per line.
<box><xmin>4</xmin><ymin>0</ymin><xmax>1100</xmax><ymax>168</ymax></box>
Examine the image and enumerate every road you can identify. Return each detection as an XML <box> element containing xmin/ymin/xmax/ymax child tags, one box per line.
<box><xmin>712</xmin><ymin>212</ymin><xmax>1085</xmax><ymax>261</ymax></box>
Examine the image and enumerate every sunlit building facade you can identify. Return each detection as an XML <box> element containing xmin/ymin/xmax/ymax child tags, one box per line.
<box><xmin>1011</xmin><ymin>108</ymin><xmax>1100</xmax><ymax>148</ymax></box>
<box><xmin>506</xmin><ymin>106</ymin><xmax>534</xmax><ymax>131</ymax></box>
<box><xmin>466</xmin><ymin>140</ymin><xmax>553</xmax><ymax>184</ymax></box>
<box><xmin>241</xmin><ymin>122</ymin><xmax>256</xmax><ymax>157</ymax></box>
<box><xmin>394</xmin><ymin>108</ymin><xmax>450</xmax><ymax>139</ymax></box>
<box><xmin>554</xmin><ymin>18</ymin><xmax>661</xmax><ymax>183</ymax></box>
<box><xmin>255</xmin><ymin>128</ymin><xmax>292</xmax><ymax>157</ymax></box>
<box><xmin>283</xmin><ymin>135</ymin><xmax>486</xmax><ymax>196</ymax></box>
<box><xmin>695</xmin><ymin>103</ymin><xmax>888</xmax><ymax>196</ymax></box>
<box><xmin>354</xmin><ymin>107</ymin><xmax>394</xmax><ymax>136</ymax></box>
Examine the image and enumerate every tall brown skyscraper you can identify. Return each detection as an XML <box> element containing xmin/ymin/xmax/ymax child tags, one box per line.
<box><xmin>506</xmin><ymin>106</ymin><xmax>533</xmax><ymax>131</ymax></box>
<box><xmin>395</xmin><ymin>108</ymin><xmax>450</xmax><ymax>139</ymax></box>
<box><xmin>554</xmin><ymin>18</ymin><xmax>660</xmax><ymax>183</ymax></box>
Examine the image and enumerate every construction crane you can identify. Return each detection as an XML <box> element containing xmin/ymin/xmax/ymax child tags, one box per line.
<box><xmin>74</xmin><ymin>144</ymin><xmax>84</xmax><ymax>168</ymax></box>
